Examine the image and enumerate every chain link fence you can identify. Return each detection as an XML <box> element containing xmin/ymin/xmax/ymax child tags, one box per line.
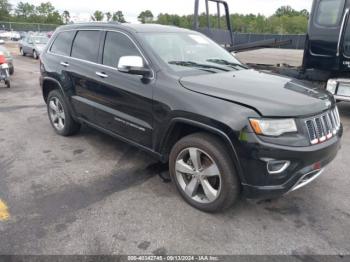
<box><xmin>198</xmin><ymin>28</ymin><xmax>306</xmax><ymax>50</ymax></box>
<box><xmin>233</xmin><ymin>33</ymin><xmax>306</xmax><ymax>50</ymax></box>
<box><xmin>0</xmin><ymin>21</ymin><xmax>59</xmax><ymax>32</ymax></box>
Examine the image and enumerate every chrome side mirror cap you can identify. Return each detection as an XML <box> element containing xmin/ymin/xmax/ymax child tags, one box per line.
<box><xmin>118</xmin><ymin>56</ymin><xmax>152</xmax><ymax>78</ymax></box>
<box><xmin>118</xmin><ymin>56</ymin><xmax>144</xmax><ymax>69</ymax></box>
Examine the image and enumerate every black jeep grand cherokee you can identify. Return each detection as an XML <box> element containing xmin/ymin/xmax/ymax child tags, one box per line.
<box><xmin>40</xmin><ymin>23</ymin><xmax>342</xmax><ymax>212</ymax></box>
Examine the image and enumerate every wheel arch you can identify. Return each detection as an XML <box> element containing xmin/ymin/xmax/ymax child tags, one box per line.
<box><xmin>159</xmin><ymin>118</ymin><xmax>245</xmax><ymax>183</ymax></box>
<box><xmin>42</xmin><ymin>77</ymin><xmax>79</xmax><ymax>124</ymax></box>
<box><xmin>42</xmin><ymin>77</ymin><xmax>65</xmax><ymax>103</ymax></box>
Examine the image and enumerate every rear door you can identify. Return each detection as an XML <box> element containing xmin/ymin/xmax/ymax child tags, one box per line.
<box><xmin>68</xmin><ymin>30</ymin><xmax>105</xmax><ymax>124</ymax></box>
<box><xmin>23</xmin><ymin>37</ymin><xmax>33</xmax><ymax>54</ymax></box>
<box><xmin>305</xmin><ymin>0</ymin><xmax>349</xmax><ymax>71</ymax></box>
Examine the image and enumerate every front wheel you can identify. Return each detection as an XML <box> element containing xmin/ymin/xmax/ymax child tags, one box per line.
<box><xmin>47</xmin><ymin>90</ymin><xmax>81</xmax><ymax>136</ymax></box>
<box><xmin>5</xmin><ymin>80</ymin><xmax>10</xmax><ymax>88</ymax></box>
<box><xmin>20</xmin><ymin>48</ymin><xmax>25</xmax><ymax>56</ymax></box>
<box><xmin>169</xmin><ymin>133</ymin><xmax>240</xmax><ymax>213</ymax></box>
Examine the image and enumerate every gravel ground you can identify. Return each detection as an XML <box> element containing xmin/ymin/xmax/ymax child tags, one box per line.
<box><xmin>0</xmin><ymin>50</ymin><xmax>349</xmax><ymax>255</ymax></box>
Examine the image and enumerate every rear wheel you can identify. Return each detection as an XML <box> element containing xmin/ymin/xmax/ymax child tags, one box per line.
<box><xmin>47</xmin><ymin>90</ymin><xmax>81</xmax><ymax>136</ymax></box>
<box><xmin>20</xmin><ymin>48</ymin><xmax>25</xmax><ymax>56</ymax></box>
<box><xmin>5</xmin><ymin>80</ymin><xmax>10</xmax><ymax>88</ymax></box>
<box><xmin>169</xmin><ymin>133</ymin><xmax>240</xmax><ymax>212</ymax></box>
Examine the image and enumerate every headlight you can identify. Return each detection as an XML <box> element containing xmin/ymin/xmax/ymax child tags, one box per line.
<box><xmin>249</xmin><ymin>118</ymin><xmax>297</xmax><ymax>137</ymax></box>
<box><xmin>326</xmin><ymin>79</ymin><xmax>338</xmax><ymax>94</ymax></box>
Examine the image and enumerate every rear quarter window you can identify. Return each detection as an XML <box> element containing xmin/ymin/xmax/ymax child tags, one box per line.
<box><xmin>71</xmin><ymin>31</ymin><xmax>101</xmax><ymax>63</ymax></box>
<box><xmin>50</xmin><ymin>31</ymin><xmax>76</xmax><ymax>56</ymax></box>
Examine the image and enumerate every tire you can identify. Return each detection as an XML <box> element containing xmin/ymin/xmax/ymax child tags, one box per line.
<box><xmin>169</xmin><ymin>133</ymin><xmax>240</xmax><ymax>213</ymax></box>
<box><xmin>20</xmin><ymin>48</ymin><xmax>25</xmax><ymax>56</ymax></box>
<box><xmin>9</xmin><ymin>67</ymin><xmax>14</xmax><ymax>75</ymax></box>
<box><xmin>5</xmin><ymin>80</ymin><xmax>10</xmax><ymax>88</ymax></box>
<box><xmin>33</xmin><ymin>50</ymin><xmax>39</xmax><ymax>60</ymax></box>
<box><xmin>47</xmin><ymin>90</ymin><xmax>81</xmax><ymax>136</ymax></box>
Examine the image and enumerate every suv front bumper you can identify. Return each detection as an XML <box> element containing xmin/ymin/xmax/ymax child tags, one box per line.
<box><xmin>240</xmin><ymin>130</ymin><xmax>342</xmax><ymax>199</ymax></box>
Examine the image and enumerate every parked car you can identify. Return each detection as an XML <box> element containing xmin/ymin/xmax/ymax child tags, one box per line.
<box><xmin>0</xmin><ymin>31</ymin><xmax>21</xmax><ymax>41</ymax></box>
<box><xmin>40</xmin><ymin>23</ymin><xmax>342</xmax><ymax>212</ymax></box>
<box><xmin>19</xmin><ymin>31</ymin><xmax>27</xmax><ymax>40</ymax></box>
<box><xmin>0</xmin><ymin>46</ymin><xmax>14</xmax><ymax>75</ymax></box>
<box><xmin>19</xmin><ymin>35</ymin><xmax>49</xmax><ymax>59</ymax></box>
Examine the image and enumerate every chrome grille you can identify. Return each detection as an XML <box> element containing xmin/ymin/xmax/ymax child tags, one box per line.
<box><xmin>305</xmin><ymin>107</ymin><xmax>341</xmax><ymax>145</ymax></box>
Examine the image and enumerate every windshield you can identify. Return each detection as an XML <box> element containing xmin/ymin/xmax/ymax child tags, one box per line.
<box><xmin>32</xmin><ymin>37</ymin><xmax>49</xmax><ymax>45</ymax></box>
<box><xmin>141</xmin><ymin>33</ymin><xmax>246</xmax><ymax>74</ymax></box>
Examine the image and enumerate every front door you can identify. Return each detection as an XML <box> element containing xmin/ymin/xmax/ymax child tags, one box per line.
<box><xmin>91</xmin><ymin>31</ymin><xmax>154</xmax><ymax>148</ymax></box>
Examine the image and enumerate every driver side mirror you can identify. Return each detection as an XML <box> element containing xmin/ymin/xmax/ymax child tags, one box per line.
<box><xmin>118</xmin><ymin>56</ymin><xmax>152</xmax><ymax>78</ymax></box>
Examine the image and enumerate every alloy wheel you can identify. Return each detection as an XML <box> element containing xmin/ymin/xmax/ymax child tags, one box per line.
<box><xmin>48</xmin><ymin>97</ymin><xmax>65</xmax><ymax>131</ymax></box>
<box><xmin>175</xmin><ymin>147</ymin><xmax>222</xmax><ymax>204</ymax></box>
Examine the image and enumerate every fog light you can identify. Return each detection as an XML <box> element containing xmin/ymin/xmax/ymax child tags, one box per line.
<box><xmin>261</xmin><ymin>158</ymin><xmax>291</xmax><ymax>174</ymax></box>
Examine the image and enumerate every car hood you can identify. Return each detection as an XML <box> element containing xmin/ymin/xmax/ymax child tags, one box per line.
<box><xmin>179</xmin><ymin>69</ymin><xmax>333</xmax><ymax>117</ymax></box>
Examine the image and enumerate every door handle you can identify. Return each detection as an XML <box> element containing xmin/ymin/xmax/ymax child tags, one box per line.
<box><xmin>337</xmin><ymin>8</ymin><xmax>350</xmax><ymax>57</ymax></box>
<box><xmin>60</xmin><ymin>62</ymin><xmax>69</xmax><ymax>67</ymax></box>
<box><xmin>96</xmin><ymin>72</ymin><xmax>108</xmax><ymax>78</ymax></box>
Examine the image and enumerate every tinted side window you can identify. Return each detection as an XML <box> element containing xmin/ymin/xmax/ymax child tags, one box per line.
<box><xmin>315</xmin><ymin>0</ymin><xmax>345</xmax><ymax>27</ymax></box>
<box><xmin>71</xmin><ymin>31</ymin><xmax>100</xmax><ymax>63</ymax></box>
<box><xmin>103</xmin><ymin>32</ymin><xmax>141</xmax><ymax>68</ymax></box>
<box><xmin>50</xmin><ymin>31</ymin><xmax>76</xmax><ymax>56</ymax></box>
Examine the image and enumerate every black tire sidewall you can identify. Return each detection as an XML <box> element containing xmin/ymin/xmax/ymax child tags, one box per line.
<box><xmin>47</xmin><ymin>90</ymin><xmax>80</xmax><ymax>136</ymax></box>
<box><xmin>169</xmin><ymin>133</ymin><xmax>240</xmax><ymax>213</ymax></box>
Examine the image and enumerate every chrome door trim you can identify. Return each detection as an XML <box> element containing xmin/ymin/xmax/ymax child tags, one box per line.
<box><xmin>60</xmin><ymin>62</ymin><xmax>69</xmax><ymax>67</ymax></box>
<box><xmin>47</xmin><ymin>28</ymin><xmax>155</xmax><ymax>80</ymax></box>
<box><xmin>96</xmin><ymin>72</ymin><xmax>108</xmax><ymax>78</ymax></box>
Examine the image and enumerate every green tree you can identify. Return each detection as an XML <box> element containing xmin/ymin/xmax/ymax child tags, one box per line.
<box><xmin>91</xmin><ymin>10</ymin><xmax>104</xmax><ymax>21</ymax></box>
<box><xmin>15</xmin><ymin>2</ymin><xmax>35</xmax><ymax>19</ymax></box>
<box><xmin>47</xmin><ymin>10</ymin><xmax>63</xmax><ymax>24</ymax></box>
<box><xmin>112</xmin><ymin>11</ymin><xmax>126</xmax><ymax>23</ymax></box>
<box><xmin>36</xmin><ymin>2</ymin><xmax>55</xmax><ymax>17</ymax></box>
<box><xmin>138</xmin><ymin>10</ymin><xmax>153</xmax><ymax>24</ymax></box>
<box><xmin>105</xmin><ymin>12</ymin><xmax>112</xmax><ymax>21</ymax></box>
<box><xmin>299</xmin><ymin>9</ymin><xmax>310</xmax><ymax>18</ymax></box>
<box><xmin>0</xmin><ymin>0</ymin><xmax>12</xmax><ymax>20</ymax></box>
<box><xmin>274</xmin><ymin>6</ymin><xmax>299</xmax><ymax>17</ymax></box>
<box><xmin>62</xmin><ymin>10</ymin><xmax>70</xmax><ymax>24</ymax></box>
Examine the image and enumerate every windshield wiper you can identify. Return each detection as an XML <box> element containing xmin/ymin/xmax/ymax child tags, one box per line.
<box><xmin>168</xmin><ymin>61</ymin><xmax>230</xmax><ymax>73</ymax></box>
<box><xmin>206</xmin><ymin>59</ymin><xmax>248</xmax><ymax>69</ymax></box>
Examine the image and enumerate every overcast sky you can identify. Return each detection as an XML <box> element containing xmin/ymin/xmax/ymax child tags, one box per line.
<box><xmin>10</xmin><ymin>0</ymin><xmax>314</xmax><ymax>22</ymax></box>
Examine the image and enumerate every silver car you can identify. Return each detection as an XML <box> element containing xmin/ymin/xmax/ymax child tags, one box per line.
<box><xmin>19</xmin><ymin>35</ymin><xmax>49</xmax><ymax>59</ymax></box>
